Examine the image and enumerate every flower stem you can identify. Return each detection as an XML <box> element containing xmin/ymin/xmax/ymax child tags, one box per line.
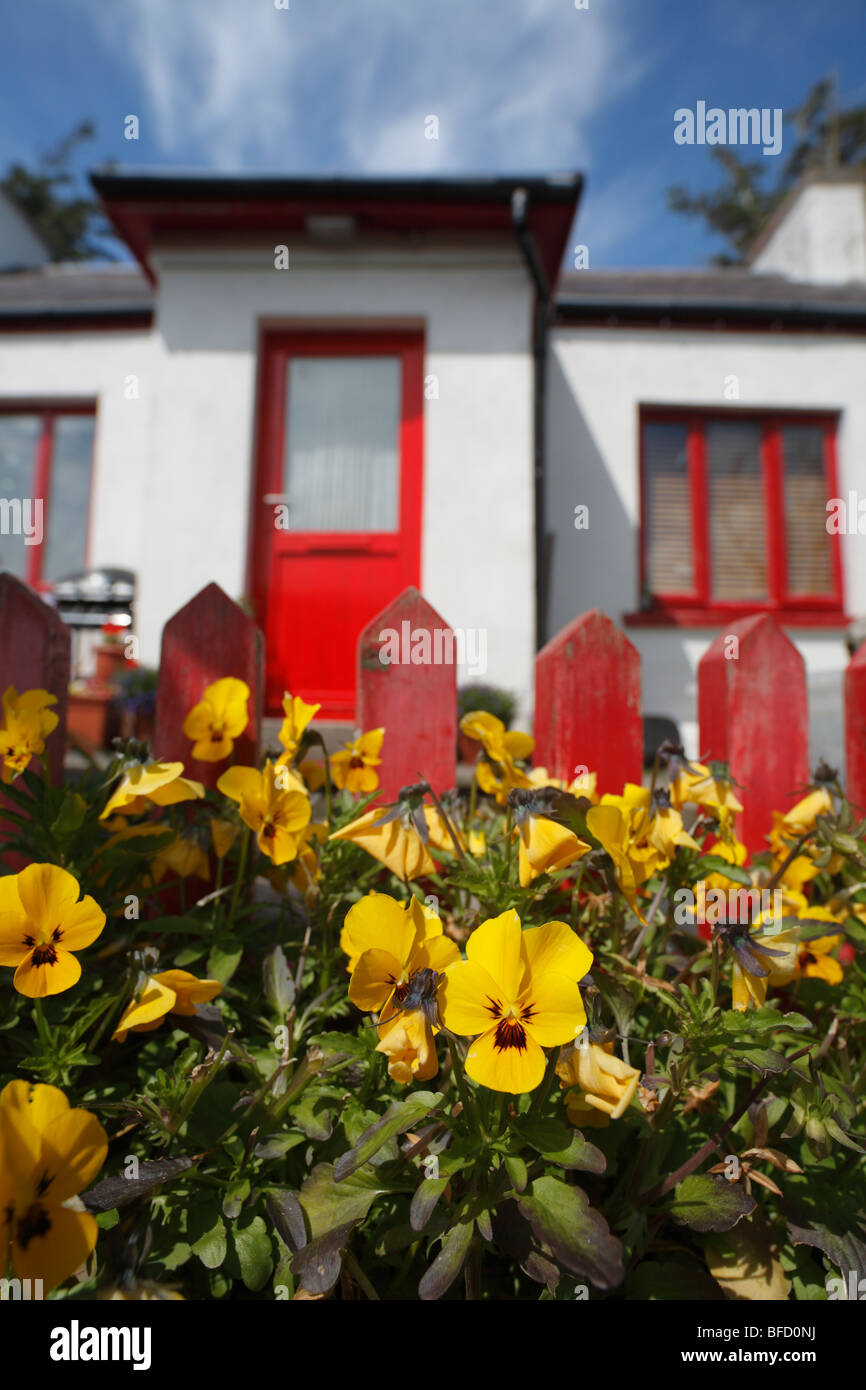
<box><xmin>226</xmin><ymin>827</ymin><xmax>251</xmax><ymax>930</ymax></box>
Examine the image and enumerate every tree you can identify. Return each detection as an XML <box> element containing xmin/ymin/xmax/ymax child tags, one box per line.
<box><xmin>1</xmin><ymin>121</ymin><xmax>113</xmax><ymax>262</ymax></box>
<box><xmin>667</xmin><ymin>77</ymin><xmax>866</xmax><ymax>265</ymax></box>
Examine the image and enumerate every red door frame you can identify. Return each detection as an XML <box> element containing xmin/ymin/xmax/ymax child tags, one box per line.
<box><xmin>248</xmin><ymin>328</ymin><xmax>425</xmax><ymax>713</ymax></box>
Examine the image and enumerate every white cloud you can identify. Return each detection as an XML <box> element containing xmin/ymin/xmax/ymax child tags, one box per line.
<box><xmin>75</xmin><ymin>0</ymin><xmax>647</xmax><ymax>173</ymax></box>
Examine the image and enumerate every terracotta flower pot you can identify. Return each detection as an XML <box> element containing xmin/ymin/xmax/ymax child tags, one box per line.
<box><xmin>95</xmin><ymin>644</ymin><xmax>127</xmax><ymax>685</ymax></box>
<box><xmin>68</xmin><ymin>687</ymin><xmax>114</xmax><ymax>751</ymax></box>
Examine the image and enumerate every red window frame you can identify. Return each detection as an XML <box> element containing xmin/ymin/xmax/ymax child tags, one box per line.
<box><xmin>247</xmin><ymin>327</ymin><xmax>424</xmax><ymax>624</ymax></box>
<box><xmin>631</xmin><ymin>407</ymin><xmax>845</xmax><ymax>627</ymax></box>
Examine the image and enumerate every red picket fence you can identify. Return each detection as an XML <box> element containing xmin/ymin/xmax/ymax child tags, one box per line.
<box><xmin>1</xmin><ymin>570</ymin><xmax>863</xmax><ymax>852</ymax></box>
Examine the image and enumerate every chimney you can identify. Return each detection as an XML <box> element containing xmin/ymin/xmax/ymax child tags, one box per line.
<box><xmin>749</xmin><ymin>172</ymin><xmax>866</xmax><ymax>285</ymax></box>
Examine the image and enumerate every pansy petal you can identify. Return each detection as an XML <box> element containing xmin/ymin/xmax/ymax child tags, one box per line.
<box><xmin>521</xmin><ymin>971</ymin><xmax>587</xmax><ymax>1047</ymax></box>
<box><xmin>15</xmin><ymin>864</ymin><xmax>81</xmax><ymax>932</ymax></box>
<box><xmin>348</xmin><ymin>948</ymin><xmax>405</xmax><ymax>1012</ymax></box>
<box><xmin>439</xmin><ymin>959</ymin><xmax>504</xmax><ymax>1036</ymax></box>
<box><xmin>13</xmin><ymin>948</ymin><xmax>81</xmax><ymax>998</ymax></box>
<box><xmin>112</xmin><ymin>977</ymin><xmax>176</xmax><ymax>1037</ymax></box>
<box><xmin>415</xmin><ymin>935</ymin><xmax>461</xmax><ymax>973</ymax></box>
<box><xmin>56</xmin><ymin>895</ymin><xmax>106</xmax><ymax>951</ymax></box>
<box><xmin>464</xmin><ymin>1024</ymin><xmax>546</xmax><ymax>1095</ymax></box>
<box><xmin>340</xmin><ymin>893</ymin><xmax>416</xmax><ymax>972</ymax></box>
<box><xmin>522</xmin><ymin>920</ymin><xmax>593</xmax><ymax>982</ymax></box>
<box><xmin>465</xmin><ymin>909</ymin><xmax>526</xmax><ymax>1000</ymax></box>
<box><xmin>41</xmin><ymin>1107</ymin><xmax>108</xmax><ymax>1202</ymax></box>
<box><xmin>12</xmin><ymin>1202</ymin><xmax>99</xmax><ymax>1290</ymax></box>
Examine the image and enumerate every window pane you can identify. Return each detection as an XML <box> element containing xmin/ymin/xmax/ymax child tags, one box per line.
<box><xmin>643</xmin><ymin>422</ymin><xmax>694</xmax><ymax>593</ymax></box>
<box><xmin>707</xmin><ymin>421</ymin><xmax>767</xmax><ymax>600</ymax></box>
<box><xmin>0</xmin><ymin>415</ymin><xmax>40</xmax><ymax>579</ymax></box>
<box><xmin>783</xmin><ymin>426</ymin><xmax>833</xmax><ymax>597</ymax></box>
<box><xmin>283</xmin><ymin>357</ymin><xmax>400</xmax><ymax>532</ymax></box>
<box><xmin>44</xmin><ymin>416</ymin><xmax>95</xmax><ymax>581</ymax></box>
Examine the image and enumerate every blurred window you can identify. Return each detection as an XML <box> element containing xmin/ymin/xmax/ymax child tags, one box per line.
<box><xmin>640</xmin><ymin>413</ymin><xmax>839</xmax><ymax>615</ymax></box>
<box><xmin>0</xmin><ymin>407</ymin><xmax>95</xmax><ymax>587</ymax></box>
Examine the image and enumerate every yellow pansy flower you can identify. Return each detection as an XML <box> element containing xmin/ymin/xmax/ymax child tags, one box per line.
<box><xmin>342</xmin><ymin>894</ymin><xmax>459</xmax><ymax>1083</ymax></box>
<box><xmin>341</xmin><ymin>892</ymin><xmax>456</xmax><ymax>983</ymax></box>
<box><xmin>151</xmin><ymin>834</ymin><xmax>210</xmax><ymax>883</ymax></box>
<box><xmin>375</xmin><ymin>1008</ymin><xmax>439</xmax><ymax>1084</ymax></box>
<box><xmin>0</xmin><ymin>686</ymin><xmax>58</xmax><ymax>782</ymax></box>
<box><xmin>585</xmin><ymin>789</ymin><xmax>667</xmax><ymax>915</ymax></box>
<box><xmin>556</xmin><ymin>1039</ymin><xmax>641</xmax><ymax>1125</ymax></box>
<box><xmin>329</xmin><ymin>728</ymin><xmax>385</xmax><ymax>794</ymax></box>
<box><xmin>0</xmin><ymin>1080</ymin><xmax>107</xmax><ymax>1290</ymax></box>
<box><xmin>217</xmin><ymin>761</ymin><xmax>311</xmax><ymax>865</ymax></box>
<box><xmin>514</xmin><ymin>812</ymin><xmax>590</xmax><ymax>887</ymax></box>
<box><xmin>768</xmin><ymin>787</ymin><xmax>834</xmax><ymax>858</ymax></box>
<box><xmin>100</xmin><ymin>760</ymin><xmax>205</xmax><ymax>819</ymax></box>
<box><xmin>210</xmin><ymin>817</ymin><xmax>239</xmax><ymax>859</ymax></box>
<box><xmin>441</xmin><ymin>911</ymin><xmax>593</xmax><ymax>1094</ymax></box>
<box><xmin>461</xmin><ymin>710</ymin><xmax>535</xmax><ymax>805</ymax></box>
<box><xmin>289</xmin><ymin>822</ymin><xmax>328</xmax><ymax>900</ymax></box>
<box><xmin>182</xmin><ymin>677</ymin><xmax>250</xmax><ymax>762</ymax></box>
<box><xmin>329</xmin><ymin>806</ymin><xmax>435</xmax><ymax>881</ymax></box>
<box><xmin>276</xmin><ymin>692</ymin><xmax>321</xmax><ymax>764</ymax></box>
<box><xmin>112</xmin><ymin>968</ymin><xmax>222</xmax><ymax>1042</ymax></box>
<box><xmin>0</xmin><ymin>864</ymin><xmax>105</xmax><ymax>998</ymax></box>
<box><xmin>730</xmin><ymin>926</ymin><xmax>799</xmax><ymax>1011</ymax></box>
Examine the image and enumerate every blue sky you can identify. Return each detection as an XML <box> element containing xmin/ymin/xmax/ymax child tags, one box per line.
<box><xmin>1</xmin><ymin>0</ymin><xmax>864</xmax><ymax>268</ymax></box>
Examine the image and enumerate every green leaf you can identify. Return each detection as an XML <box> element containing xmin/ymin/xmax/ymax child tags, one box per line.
<box><xmin>50</xmin><ymin>791</ymin><xmax>87</xmax><ymax>839</ymax></box>
<box><xmin>410</xmin><ymin>1176</ymin><xmax>450</xmax><ymax>1232</ymax></box>
<box><xmin>721</xmin><ymin>1007</ymin><xmax>812</xmax><ymax>1034</ymax></box>
<box><xmin>81</xmin><ymin>1156</ymin><xmax>196</xmax><ymax>1212</ymax></box>
<box><xmin>192</xmin><ymin>1216</ymin><xmax>227</xmax><ymax>1270</ymax></box>
<box><xmin>669</xmin><ymin>1174</ymin><xmax>756</xmax><ymax>1233</ymax></box>
<box><xmin>511</xmin><ymin>1116</ymin><xmax>605</xmax><ymax>1173</ymax></box>
<box><xmin>207</xmin><ymin>939</ymin><xmax>243</xmax><ymax>984</ymax></box>
<box><xmin>418</xmin><ymin>1220</ymin><xmax>474</xmax><ymax>1300</ymax></box>
<box><xmin>333</xmin><ymin>1091</ymin><xmax>442</xmax><ymax>1181</ymax></box>
<box><xmin>222</xmin><ymin>1178</ymin><xmax>250</xmax><ymax>1220</ymax></box>
<box><xmin>299</xmin><ymin>1164</ymin><xmax>389</xmax><ymax>1241</ymax></box>
<box><xmin>289</xmin><ymin>1090</ymin><xmax>334</xmax><ymax>1142</ymax></box>
<box><xmin>504</xmin><ymin>1154</ymin><xmax>528</xmax><ymax>1193</ymax></box>
<box><xmin>696</xmin><ymin>855</ymin><xmax>753</xmax><ymax>887</ymax></box>
<box><xmin>517</xmin><ymin>1176</ymin><xmax>624</xmax><ymax>1288</ymax></box>
<box><xmin>231</xmin><ymin>1214</ymin><xmax>273</xmax><ymax>1292</ymax></box>
<box><xmin>291</xmin><ymin>1223</ymin><xmax>355</xmax><ymax>1296</ymax></box>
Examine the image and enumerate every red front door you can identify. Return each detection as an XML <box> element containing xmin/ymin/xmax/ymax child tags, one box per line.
<box><xmin>252</xmin><ymin>330</ymin><xmax>424</xmax><ymax>719</ymax></box>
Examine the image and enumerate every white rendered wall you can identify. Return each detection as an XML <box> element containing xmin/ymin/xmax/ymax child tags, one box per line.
<box><xmin>547</xmin><ymin>326</ymin><xmax>866</xmax><ymax>775</ymax></box>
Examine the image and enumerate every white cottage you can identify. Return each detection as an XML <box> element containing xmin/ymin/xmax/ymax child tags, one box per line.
<box><xmin>1</xmin><ymin>167</ymin><xmax>865</xmax><ymax>768</ymax></box>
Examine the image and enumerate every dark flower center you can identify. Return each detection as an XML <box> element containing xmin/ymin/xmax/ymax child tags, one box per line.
<box><xmin>16</xmin><ymin>1203</ymin><xmax>52</xmax><ymax>1250</ymax></box>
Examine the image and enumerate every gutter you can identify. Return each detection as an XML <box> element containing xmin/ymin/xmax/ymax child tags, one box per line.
<box><xmin>511</xmin><ymin>188</ymin><xmax>551</xmax><ymax>652</ymax></box>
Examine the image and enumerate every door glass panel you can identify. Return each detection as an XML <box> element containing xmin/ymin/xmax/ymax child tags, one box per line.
<box><xmin>44</xmin><ymin>416</ymin><xmax>95</xmax><ymax>580</ymax></box>
<box><xmin>283</xmin><ymin>356</ymin><xmax>401</xmax><ymax>532</ymax></box>
<box><xmin>0</xmin><ymin>415</ymin><xmax>40</xmax><ymax>579</ymax></box>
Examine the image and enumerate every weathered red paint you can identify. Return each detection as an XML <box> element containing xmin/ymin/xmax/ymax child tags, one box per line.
<box><xmin>0</xmin><ymin>573</ymin><xmax>69</xmax><ymax>780</ymax></box>
<box><xmin>844</xmin><ymin>641</ymin><xmax>866</xmax><ymax>815</ymax></box>
<box><xmin>356</xmin><ymin>586</ymin><xmax>457</xmax><ymax>801</ymax></box>
<box><xmin>534</xmin><ymin>609</ymin><xmax>642</xmax><ymax>793</ymax></box>
<box><xmin>154</xmin><ymin>583</ymin><xmax>263</xmax><ymax>787</ymax></box>
<box><xmin>698</xmin><ymin>614</ymin><xmax>809</xmax><ymax>851</ymax></box>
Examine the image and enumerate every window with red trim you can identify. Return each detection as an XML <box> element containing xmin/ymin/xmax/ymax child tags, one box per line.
<box><xmin>636</xmin><ymin>410</ymin><xmax>844</xmax><ymax>624</ymax></box>
<box><xmin>0</xmin><ymin>405</ymin><xmax>95</xmax><ymax>588</ymax></box>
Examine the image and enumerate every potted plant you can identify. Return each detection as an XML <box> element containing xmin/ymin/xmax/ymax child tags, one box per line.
<box><xmin>457</xmin><ymin>683</ymin><xmax>517</xmax><ymax>763</ymax></box>
<box><xmin>115</xmin><ymin>664</ymin><xmax>158</xmax><ymax>744</ymax></box>
<box><xmin>67</xmin><ymin>677</ymin><xmax>115</xmax><ymax>752</ymax></box>
<box><xmin>94</xmin><ymin>622</ymin><xmax>130</xmax><ymax>684</ymax></box>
